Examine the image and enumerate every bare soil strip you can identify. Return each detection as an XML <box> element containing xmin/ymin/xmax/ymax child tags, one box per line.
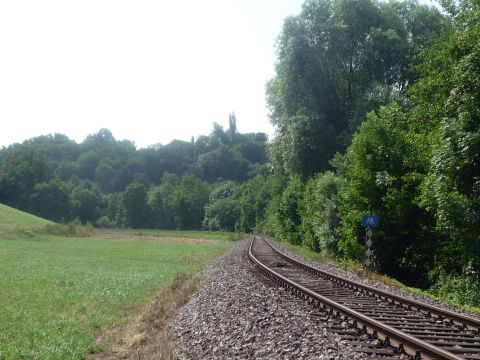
<box><xmin>96</xmin><ymin>233</ymin><xmax>218</xmax><ymax>244</ymax></box>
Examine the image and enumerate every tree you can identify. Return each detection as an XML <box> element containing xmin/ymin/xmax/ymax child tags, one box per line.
<box><xmin>0</xmin><ymin>145</ymin><xmax>54</xmax><ymax>209</ymax></box>
<box><xmin>77</xmin><ymin>150</ymin><xmax>100</xmax><ymax>179</ymax></box>
<box><xmin>71</xmin><ymin>181</ymin><xmax>104</xmax><ymax>224</ymax></box>
<box><xmin>267</xmin><ymin>0</ymin><xmax>448</xmax><ymax>177</ymax></box>
<box><xmin>340</xmin><ymin>104</ymin><xmax>437</xmax><ymax>286</ymax></box>
<box><xmin>82</xmin><ymin>128</ymin><xmax>116</xmax><ymax>148</ymax></box>
<box><xmin>211</xmin><ymin>123</ymin><xmax>230</xmax><ymax>146</ymax></box>
<box><xmin>415</xmin><ymin>0</ymin><xmax>480</xmax><ymax>274</ymax></box>
<box><xmin>237</xmin><ymin>180</ymin><xmax>258</xmax><ymax>232</ymax></box>
<box><xmin>237</xmin><ymin>174</ymin><xmax>287</xmax><ymax>233</ymax></box>
<box><xmin>30</xmin><ymin>178</ymin><xmax>72</xmax><ymax>222</ymax></box>
<box><xmin>301</xmin><ymin>171</ymin><xmax>343</xmax><ymax>254</ymax></box>
<box><xmin>94</xmin><ymin>159</ymin><xmax>115</xmax><ymax>193</ymax></box>
<box><xmin>148</xmin><ymin>181</ymin><xmax>176</xmax><ymax>229</ymax></box>
<box><xmin>122</xmin><ymin>183</ymin><xmax>149</xmax><ymax>228</ymax></box>
<box><xmin>195</xmin><ymin>144</ymin><xmax>250</xmax><ymax>183</ymax></box>
<box><xmin>203</xmin><ymin>181</ymin><xmax>240</xmax><ymax>231</ymax></box>
<box><xmin>169</xmin><ymin>174</ymin><xmax>210</xmax><ymax>230</ymax></box>
<box><xmin>228</xmin><ymin>112</ymin><xmax>237</xmax><ymax>143</ymax></box>
<box><xmin>104</xmin><ymin>192</ymin><xmax>125</xmax><ymax>227</ymax></box>
<box><xmin>23</xmin><ymin>133</ymin><xmax>79</xmax><ymax>164</ymax></box>
<box><xmin>272</xmin><ymin>176</ymin><xmax>304</xmax><ymax>245</ymax></box>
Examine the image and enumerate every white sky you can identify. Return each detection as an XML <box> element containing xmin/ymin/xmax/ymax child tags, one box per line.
<box><xmin>0</xmin><ymin>0</ymin><xmax>438</xmax><ymax>148</ymax></box>
<box><xmin>0</xmin><ymin>0</ymin><xmax>305</xmax><ymax>148</ymax></box>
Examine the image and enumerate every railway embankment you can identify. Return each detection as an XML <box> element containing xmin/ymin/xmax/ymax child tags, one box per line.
<box><xmin>171</xmin><ymin>239</ymin><xmax>368</xmax><ymax>359</ymax></box>
<box><xmin>172</xmin><ymin>237</ymin><xmax>480</xmax><ymax>359</ymax></box>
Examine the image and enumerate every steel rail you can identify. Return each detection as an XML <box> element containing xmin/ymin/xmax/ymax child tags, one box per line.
<box><xmin>261</xmin><ymin>236</ymin><xmax>480</xmax><ymax>333</ymax></box>
<box><xmin>249</xmin><ymin>236</ymin><xmax>467</xmax><ymax>360</ymax></box>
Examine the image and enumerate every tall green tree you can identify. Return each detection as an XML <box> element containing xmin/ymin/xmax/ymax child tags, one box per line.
<box><xmin>0</xmin><ymin>146</ymin><xmax>54</xmax><ymax>209</ymax></box>
<box><xmin>414</xmin><ymin>0</ymin><xmax>480</xmax><ymax>273</ymax></box>
<box><xmin>237</xmin><ymin>174</ymin><xmax>286</xmax><ymax>233</ymax></box>
<box><xmin>122</xmin><ymin>183</ymin><xmax>149</xmax><ymax>228</ymax></box>
<box><xmin>195</xmin><ymin>144</ymin><xmax>250</xmax><ymax>183</ymax></box>
<box><xmin>301</xmin><ymin>171</ymin><xmax>343</xmax><ymax>254</ymax></box>
<box><xmin>148</xmin><ymin>181</ymin><xmax>176</xmax><ymax>229</ymax></box>
<box><xmin>203</xmin><ymin>181</ymin><xmax>240</xmax><ymax>231</ymax></box>
<box><xmin>272</xmin><ymin>176</ymin><xmax>304</xmax><ymax>245</ymax></box>
<box><xmin>169</xmin><ymin>174</ymin><xmax>210</xmax><ymax>230</ymax></box>
<box><xmin>340</xmin><ymin>104</ymin><xmax>438</xmax><ymax>285</ymax></box>
<box><xmin>71</xmin><ymin>181</ymin><xmax>104</xmax><ymax>224</ymax></box>
<box><xmin>30</xmin><ymin>178</ymin><xmax>72</xmax><ymax>223</ymax></box>
<box><xmin>267</xmin><ymin>0</ymin><xmax>448</xmax><ymax>177</ymax></box>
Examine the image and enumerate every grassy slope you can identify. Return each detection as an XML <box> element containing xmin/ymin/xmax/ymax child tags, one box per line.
<box><xmin>0</xmin><ymin>203</ymin><xmax>52</xmax><ymax>234</ymax></box>
<box><xmin>0</xmin><ymin>204</ymin><xmax>230</xmax><ymax>359</ymax></box>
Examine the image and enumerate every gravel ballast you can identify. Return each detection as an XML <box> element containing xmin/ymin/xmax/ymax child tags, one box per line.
<box><xmin>171</xmin><ymin>237</ymin><xmax>479</xmax><ymax>359</ymax></box>
<box><xmin>268</xmin><ymin>238</ymin><xmax>480</xmax><ymax>322</ymax></box>
<box><xmin>171</xmin><ymin>240</ymin><xmax>368</xmax><ymax>359</ymax></box>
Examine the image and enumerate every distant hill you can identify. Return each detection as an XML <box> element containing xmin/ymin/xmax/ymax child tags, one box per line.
<box><xmin>0</xmin><ymin>203</ymin><xmax>52</xmax><ymax>235</ymax></box>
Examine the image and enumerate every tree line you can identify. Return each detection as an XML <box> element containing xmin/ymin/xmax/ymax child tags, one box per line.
<box><xmin>0</xmin><ymin>114</ymin><xmax>267</xmax><ymax>231</ymax></box>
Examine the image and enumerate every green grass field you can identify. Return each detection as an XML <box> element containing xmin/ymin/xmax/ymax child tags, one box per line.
<box><xmin>0</xmin><ymin>204</ymin><xmax>230</xmax><ymax>359</ymax></box>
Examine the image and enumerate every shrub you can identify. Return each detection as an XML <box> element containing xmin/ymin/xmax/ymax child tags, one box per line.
<box><xmin>45</xmin><ymin>219</ymin><xmax>94</xmax><ymax>237</ymax></box>
<box><xmin>203</xmin><ymin>182</ymin><xmax>240</xmax><ymax>232</ymax></box>
<box><xmin>301</xmin><ymin>172</ymin><xmax>343</xmax><ymax>255</ymax></box>
<box><xmin>272</xmin><ymin>176</ymin><xmax>303</xmax><ymax>245</ymax></box>
<box><xmin>95</xmin><ymin>216</ymin><xmax>116</xmax><ymax>229</ymax></box>
<box><xmin>430</xmin><ymin>263</ymin><xmax>480</xmax><ymax>307</ymax></box>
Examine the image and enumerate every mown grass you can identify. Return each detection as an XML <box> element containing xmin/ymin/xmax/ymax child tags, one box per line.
<box><xmin>0</xmin><ymin>203</ymin><xmax>52</xmax><ymax>236</ymax></box>
<box><xmin>270</xmin><ymin>237</ymin><xmax>480</xmax><ymax>315</ymax></box>
<box><xmin>0</xmin><ymin>231</ymin><xmax>229</xmax><ymax>359</ymax></box>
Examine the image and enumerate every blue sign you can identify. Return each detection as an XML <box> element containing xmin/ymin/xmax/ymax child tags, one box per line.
<box><xmin>362</xmin><ymin>215</ymin><xmax>379</xmax><ymax>228</ymax></box>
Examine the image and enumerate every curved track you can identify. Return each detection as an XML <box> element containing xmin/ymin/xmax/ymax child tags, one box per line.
<box><xmin>249</xmin><ymin>236</ymin><xmax>480</xmax><ymax>359</ymax></box>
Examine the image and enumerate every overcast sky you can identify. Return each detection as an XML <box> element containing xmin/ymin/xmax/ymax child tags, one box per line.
<box><xmin>0</xmin><ymin>0</ymin><xmax>438</xmax><ymax>148</ymax></box>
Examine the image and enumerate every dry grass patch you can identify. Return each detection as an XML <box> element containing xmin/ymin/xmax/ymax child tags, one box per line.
<box><xmin>89</xmin><ymin>273</ymin><xmax>200</xmax><ymax>360</ymax></box>
<box><xmin>96</xmin><ymin>233</ymin><xmax>218</xmax><ymax>245</ymax></box>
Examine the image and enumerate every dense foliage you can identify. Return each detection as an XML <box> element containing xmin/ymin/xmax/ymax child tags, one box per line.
<box><xmin>0</xmin><ymin>115</ymin><xmax>268</xmax><ymax>230</ymax></box>
<box><xmin>267</xmin><ymin>0</ymin><xmax>449</xmax><ymax>177</ymax></box>
<box><xmin>259</xmin><ymin>0</ymin><xmax>480</xmax><ymax>307</ymax></box>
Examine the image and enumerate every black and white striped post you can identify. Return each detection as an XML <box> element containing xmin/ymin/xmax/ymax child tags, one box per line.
<box><xmin>362</xmin><ymin>215</ymin><xmax>379</xmax><ymax>271</ymax></box>
<box><xmin>365</xmin><ymin>228</ymin><xmax>373</xmax><ymax>269</ymax></box>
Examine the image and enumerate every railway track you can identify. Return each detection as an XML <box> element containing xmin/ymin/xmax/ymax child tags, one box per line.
<box><xmin>249</xmin><ymin>236</ymin><xmax>480</xmax><ymax>359</ymax></box>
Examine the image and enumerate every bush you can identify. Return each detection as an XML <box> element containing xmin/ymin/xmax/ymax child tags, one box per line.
<box><xmin>203</xmin><ymin>182</ymin><xmax>240</xmax><ymax>232</ymax></box>
<box><xmin>301</xmin><ymin>172</ymin><xmax>343</xmax><ymax>255</ymax></box>
<box><xmin>45</xmin><ymin>219</ymin><xmax>94</xmax><ymax>237</ymax></box>
<box><xmin>430</xmin><ymin>264</ymin><xmax>480</xmax><ymax>307</ymax></box>
<box><xmin>252</xmin><ymin>175</ymin><xmax>287</xmax><ymax>234</ymax></box>
<box><xmin>203</xmin><ymin>198</ymin><xmax>240</xmax><ymax>231</ymax></box>
<box><xmin>300</xmin><ymin>178</ymin><xmax>319</xmax><ymax>252</ymax></box>
<box><xmin>95</xmin><ymin>216</ymin><xmax>116</xmax><ymax>229</ymax></box>
<box><xmin>272</xmin><ymin>176</ymin><xmax>303</xmax><ymax>245</ymax></box>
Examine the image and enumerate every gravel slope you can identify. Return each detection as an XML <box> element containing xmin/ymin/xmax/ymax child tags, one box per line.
<box><xmin>171</xmin><ymin>240</ymin><xmax>369</xmax><ymax>360</ymax></box>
